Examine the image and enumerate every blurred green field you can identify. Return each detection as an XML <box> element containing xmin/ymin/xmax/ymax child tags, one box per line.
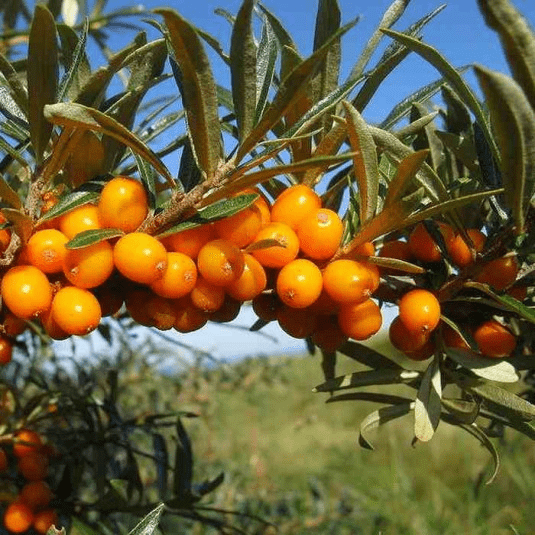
<box><xmin>127</xmin><ymin>334</ymin><xmax>535</xmax><ymax>535</ymax></box>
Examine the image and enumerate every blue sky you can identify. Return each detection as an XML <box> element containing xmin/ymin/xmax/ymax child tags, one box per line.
<box><xmin>69</xmin><ymin>0</ymin><xmax>535</xmax><ymax>360</ymax></box>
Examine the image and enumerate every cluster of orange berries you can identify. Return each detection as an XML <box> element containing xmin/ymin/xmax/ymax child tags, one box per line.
<box><xmin>0</xmin><ymin>430</ymin><xmax>59</xmax><ymax>534</ymax></box>
<box><xmin>381</xmin><ymin>222</ymin><xmax>521</xmax><ymax>360</ymax></box>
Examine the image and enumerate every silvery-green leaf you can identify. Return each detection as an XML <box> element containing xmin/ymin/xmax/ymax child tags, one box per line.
<box><xmin>359</xmin><ymin>403</ymin><xmax>413</xmax><ymax>450</ymax></box>
<box><xmin>446</xmin><ymin>347</ymin><xmax>519</xmax><ymax>383</ymax></box>
<box><xmin>414</xmin><ymin>357</ymin><xmax>442</xmax><ymax>442</ymax></box>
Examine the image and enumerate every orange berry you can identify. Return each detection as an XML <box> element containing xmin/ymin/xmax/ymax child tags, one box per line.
<box><xmin>338</xmin><ymin>298</ymin><xmax>382</xmax><ymax>340</ymax></box>
<box><xmin>476</xmin><ymin>255</ymin><xmax>519</xmax><ymax>291</ymax></box>
<box><xmin>408</xmin><ymin>221</ymin><xmax>454</xmax><ymax>263</ymax></box>
<box><xmin>447</xmin><ymin>228</ymin><xmax>486</xmax><ymax>268</ymax></box>
<box><xmin>322</xmin><ymin>259</ymin><xmax>375</xmax><ymax>304</ymax></box>
<box><xmin>1</xmin><ymin>265</ymin><xmax>53</xmax><ymax>319</ymax></box>
<box><xmin>214</xmin><ymin>204</ymin><xmax>263</xmax><ymax>248</ymax></box>
<box><xmin>163</xmin><ymin>224</ymin><xmax>215</xmax><ymax>259</ymax></box>
<box><xmin>0</xmin><ymin>447</ymin><xmax>7</xmax><ymax>472</ymax></box>
<box><xmin>2</xmin><ymin>311</ymin><xmax>27</xmax><ymax>338</ymax></box>
<box><xmin>190</xmin><ymin>276</ymin><xmax>226</xmax><ymax>312</ymax></box>
<box><xmin>197</xmin><ymin>239</ymin><xmax>245</xmax><ymax>287</ymax></box>
<box><xmin>41</xmin><ymin>309</ymin><xmax>69</xmax><ymax>340</ymax></box>
<box><xmin>114</xmin><ymin>232</ymin><xmax>167</xmax><ymax>285</ymax></box>
<box><xmin>0</xmin><ymin>335</ymin><xmax>13</xmax><ymax>365</ymax></box>
<box><xmin>227</xmin><ymin>253</ymin><xmax>267</xmax><ymax>302</ymax></box>
<box><xmin>211</xmin><ymin>296</ymin><xmax>242</xmax><ymax>323</ymax></box>
<box><xmin>296</xmin><ymin>208</ymin><xmax>343</xmax><ymax>260</ymax></box>
<box><xmin>3</xmin><ymin>501</ymin><xmax>34</xmax><ymax>533</ymax></box>
<box><xmin>17</xmin><ymin>452</ymin><xmax>49</xmax><ymax>481</ymax></box>
<box><xmin>20</xmin><ymin>480</ymin><xmax>53</xmax><ymax>510</ymax></box>
<box><xmin>276</xmin><ymin>259</ymin><xmax>323</xmax><ymax>308</ymax></box>
<box><xmin>150</xmin><ymin>252</ymin><xmax>197</xmax><ymax>299</ymax></box>
<box><xmin>473</xmin><ymin>320</ymin><xmax>516</xmax><ymax>358</ymax></box>
<box><xmin>271</xmin><ymin>184</ymin><xmax>321</xmax><ymax>230</ymax></box>
<box><xmin>63</xmin><ymin>240</ymin><xmax>114</xmax><ymax>289</ymax></box>
<box><xmin>353</xmin><ymin>241</ymin><xmax>375</xmax><ymax>257</ymax></box>
<box><xmin>252</xmin><ymin>293</ymin><xmax>280</xmax><ymax>322</ymax></box>
<box><xmin>51</xmin><ymin>286</ymin><xmax>101</xmax><ymax>336</ymax></box>
<box><xmin>174</xmin><ymin>297</ymin><xmax>209</xmax><ymax>332</ymax></box>
<box><xmin>94</xmin><ymin>285</ymin><xmax>124</xmax><ymax>317</ymax></box>
<box><xmin>405</xmin><ymin>337</ymin><xmax>436</xmax><ymax>361</ymax></box>
<box><xmin>251</xmin><ymin>222</ymin><xmax>299</xmax><ymax>268</ymax></box>
<box><xmin>389</xmin><ymin>316</ymin><xmax>431</xmax><ymax>354</ymax></box>
<box><xmin>398</xmin><ymin>289</ymin><xmax>441</xmax><ymax>334</ymax></box>
<box><xmin>59</xmin><ymin>204</ymin><xmax>101</xmax><ymax>239</ymax></box>
<box><xmin>508</xmin><ymin>285</ymin><xmax>528</xmax><ymax>301</ymax></box>
<box><xmin>146</xmin><ymin>295</ymin><xmax>177</xmax><ymax>330</ymax></box>
<box><xmin>13</xmin><ymin>429</ymin><xmax>42</xmax><ymax>458</ymax></box>
<box><xmin>306</xmin><ymin>289</ymin><xmax>340</xmax><ymax>316</ymax></box>
<box><xmin>26</xmin><ymin>229</ymin><xmax>68</xmax><ymax>274</ymax></box>
<box><xmin>379</xmin><ymin>240</ymin><xmax>412</xmax><ymax>261</ymax></box>
<box><xmin>441</xmin><ymin>323</ymin><xmax>470</xmax><ymax>350</ymax></box>
<box><xmin>311</xmin><ymin>316</ymin><xmax>348</xmax><ymax>353</ymax></box>
<box><xmin>98</xmin><ymin>176</ymin><xmax>148</xmax><ymax>232</ymax></box>
<box><xmin>125</xmin><ymin>288</ymin><xmax>155</xmax><ymax>327</ymax></box>
<box><xmin>252</xmin><ymin>192</ymin><xmax>271</xmax><ymax>227</ymax></box>
<box><xmin>0</xmin><ymin>214</ymin><xmax>11</xmax><ymax>252</ymax></box>
<box><xmin>277</xmin><ymin>306</ymin><xmax>317</xmax><ymax>339</ymax></box>
<box><xmin>33</xmin><ymin>508</ymin><xmax>59</xmax><ymax>534</ymax></box>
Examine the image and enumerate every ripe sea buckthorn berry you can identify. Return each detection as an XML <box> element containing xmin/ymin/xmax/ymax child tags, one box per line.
<box><xmin>18</xmin><ymin>451</ymin><xmax>49</xmax><ymax>480</ymax></box>
<box><xmin>59</xmin><ymin>204</ymin><xmax>101</xmax><ymax>239</ymax></box>
<box><xmin>211</xmin><ymin>296</ymin><xmax>242</xmax><ymax>323</ymax></box>
<box><xmin>13</xmin><ymin>429</ymin><xmax>42</xmax><ymax>458</ymax></box>
<box><xmin>1</xmin><ymin>266</ymin><xmax>53</xmax><ymax>320</ymax></box>
<box><xmin>0</xmin><ymin>214</ymin><xmax>11</xmax><ymax>252</ymax></box>
<box><xmin>379</xmin><ymin>240</ymin><xmax>413</xmax><ymax>274</ymax></box>
<box><xmin>405</xmin><ymin>337</ymin><xmax>436</xmax><ymax>361</ymax></box>
<box><xmin>297</xmin><ymin>208</ymin><xmax>344</xmax><ymax>260</ymax></box>
<box><xmin>251</xmin><ymin>222</ymin><xmax>300</xmax><ymax>268</ymax></box>
<box><xmin>63</xmin><ymin>240</ymin><xmax>114</xmax><ymax>288</ymax></box>
<box><xmin>33</xmin><ymin>509</ymin><xmax>59</xmax><ymax>535</ymax></box>
<box><xmin>147</xmin><ymin>295</ymin><xmax>177</xmax><ymax>331</ymax></box>
<box><xmin>114</xmin><ymin>232</ymin><xmax>168</xmax><ymax>285</ymax></box>
<box><xmin>94</xmin><ymin>285</ymin><xmax>124</xmax><ymax>317</ymax></box>
<box><xmin>252</xmin><ymin>293</ymin><xmax>280</xmax><ymax>322</ymax></box>
<box><xmin>251</xmin><ymin>190</ymin><xmax>271</xmax><ymax>227</ymax></box>
<box><xmin>214</xmin><ymin>203</ymin><xmax>263</xmax><ymax>248</ymax></box>
<box><xmin>271</xmin><ymin>184</ymin><xmax>321</xmax><ymax>230</ymax></box>
<box><xmin>190</xmin><ymin>276</ymin><xmax>226</xmax><ymax>312</ymax></box>
<box><xmin>508</xmin><ymin>285</ymin><xmax>527</xmax><ymax>301</ymax></box>
<box><xmin>51</xmin><ymin>286</ymin><xmax>101</xmax><ymax>336</ymax></box>
<box><xmin>20</xmin><ymin>480</ymin><xmax>53</xmax><ymax>510</ymax></box>
<box><xmin>441</xmin><ymin>323</ymin><xmax>470</xmax><ymax>350</ymax></box>
<box><xmin>125</xmin><ymin>288</ymin><xmax>155</xmax><ymax>327</ymax></box>
<box><xmin>197</xmin><ymin>239</ymin><xmax>245</xmax><ymax>287</ymax></box>
<box><xmin>27</xmin><ymin>229</ymin><xmax>68</xmax><ymax>274</ymax></box>
<box><xmin>98</xmin><ymin>176</ymin><xmax>148</xmax><ymax>232</ymax></box>
<box><xmin>3</xmin><ymin>502</ymin><xmax>34</xmax><ymax>533</ymax></box>
<box><xmin>276</xmin><ymin>259</ymin><xmax>323</xmax><ymax>309</ymax></box>
<box><xmin>447</xmin><ymin>228</ymin><xmax>486</xmax><ymax>268</ymax></box>
<box><xmin>150</xmin><ymin>252</ymin><xmax>197</xmax><ymax>299</ymax></box>
<box><xmin>322</xmin><ymin>259</ymin><xmax>375</xmax><ymax>304</ymax></box>
<box><xmin>473</xmin><ymin>319</ymin><xmax>516</xmax><ymax>358</ymax></box>
<box><xmin>163</xmin><ymin>224</ymin><xmax>215</xmax><ymax>259</ymax></box>
<box><xmin>174</xmin><ymin>297</ymin><xmax>209</xmax><ymax>332</ymax></box>
<box><xmin>0</xmin><ymin>447</ymin><xmax>7</xmax><ymax>472</ymax></box>
<box><xmin>338</xmin><ymin>298</ymin><xmax>382</xmax><ymax>340</ymax></box>
<box><xmin>476</xmin><ymin>255</ymin><xmax>519</xmax><ymax>291</ymax></box>
<box><xmin>306</xmin><ymin>289</ymin><xmax>340</xmax><ymax>316</ymax></box>
<box><xmin>353</xmin><ymin>241</ymin><xmax>375</xmax><ymax>257</ymax></box>
<box><xmin>389</xmin><ymin>316</ymin><xmax>431</xmax><ymax>354</ymax></box>
<box><xmin>0</xmin><ymin>335</ymin><xmax>13</xmax><ymax>364</ymax></box>
<box><xmin>277</xmin><ymin>306</ymin><xmax>317</xmax><ymax>339</ymax></box>
<box><xmin>398</xmin><ymin>289</ymin><xmax>441</xmax><ymax>334</ymax></box>
<box><xmin>311</xmin><ymin>316</ymin><xmax>348</xmax><ymax>353</ymax></box>
<box><xmin>41</xmin><ymin>309</ymin><xmax>69</xmax><ymax>340</ymax></box>
<box><xmin>2</xmin><ymin>311</ymin><xmax>27</xmax><ymax>338</ymax></box>
<box><xmin>227</xmin><ymin>253</ymin><xmax>267</xmax><ymax>302</ymax></box>
<box><xmin>408</xmin><ymin>221</ymin><xmax>454</xmax><ymax>263</ymax></box>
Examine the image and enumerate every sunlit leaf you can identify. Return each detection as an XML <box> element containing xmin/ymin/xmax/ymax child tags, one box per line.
<box><xmin>359</xmin><ymin>402</ymin><xmax>413</xmax><ymax>450</ymax></box>
<box><xmin>446</xmin><ymin>347</ymin><xmax>519</xmax><ymax>383</ymax></box>
<box><xmin>38</xmin><ymin>190</ymin><xmax>100</xmax><ymax>223</ymax></box>
<box><xmin>255</xmin><ymin>16</ymin><xmax>278</xmax><ymax>123</ymax></box>
<box><xmin>65</xmin><ymin>228</ymin><xmax>124</xmax><ymax>249</ymax></box>
<box><xmin>127</xmin><ymin>503</ymin><xmax>164</xmax><ymax>535</ymax></box>
<box><xmin>0</xmin><ymin>54</ymin><xmax>29</xmax><ymax>117</ymax></box>
<box><xmin>414</xmin><ymin>356</ymin><xmax>442</xmax><ymax>442</ymax></box>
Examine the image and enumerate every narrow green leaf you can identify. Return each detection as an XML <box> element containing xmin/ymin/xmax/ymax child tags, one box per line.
<box><xmin>474</xmin><ymin>65</ymin><xmax>535</xmax><ymax>233</ymax></box>
<box><xmin>245</xmin><ymin>238</ymin><xmax>284</xmax><ymax>253</ymax></box>
<box><xmin>434</xmin><ymin>131</ymin><xmax>479</xmax><ymax>173</ymax></box>
<box><xmin>381</xmin><ymin>29</ymin><xmax>500</xmax><ymax>164</ymax></box>
<box><xmin>255</xmin><ymin>17</ymin><xmax>278</xmax><ymax>123</ymax></box>
<box><xmin>441</xmin><ymin>398</ymin><xmax>479</xmax><ymax>424</ymax></box>
<box><xmin>414</xmin><ymin>357</ymin><xmax>442</xmax><ymax>442</ymax></box>
<box><xmin>1</xmin><ymin>208</ymin><xmax>32</xmax><ymax>243</ymax></box>
<box><xmin>343</xmin><ymin>101</ymin><xmax>379</xmax><ymax>222</ymax></box>
<box><xmin>313</xmin><ymin>369</ymin><xmax>420</xmax><ymax>393</ymax></box>
<box><xmin>156</xmin><ymin>8</ymin><xmax>223</xmax><ymax>179</ymax></box>
<box><xmin>127</xmin><ymin>503</ymin><xmax>164</xmax><ymax>535</ymax></box>
<box><xmin>44</xmin><ymin>102</ymin><xmax>174</xmax><ymax>187</ymax></box>
<box><xmin>366</xmin><ymin>255</ymin><xmax>425</xmax><ymax>274</ymax></box>
<box><xmin>38</xmin><ymin>190</ymin><xmax>100</xmax><ymax>223</ymax></box>
<box><xmin>326</xmin><ymin>392</ymin><xmax>413</xmax><ymax>406</ymax></box>
<box><xmin>477</xmin><ymin>0</ymin><xmax>535</xmax><ymax>111</ymax></box>
<box><xmin>236</xmin><ymin>18</ymin><xmax>358</xmax><ymax>161</ymax></box>
<box><xmin>28</xmin><ymin>4</ymin><xmax>58</xmax><ymax>163</ymax></box>
<box><xmin>446</xmin><ymin>347</ymin><xmax>519</xmax><ymax>383</ymax></box>
<box><xmin>230</xmin><ymin>0</ymin><xmax>256</xmax><ymax>141</ymax></box>
<box><xmin>442</xmin><ymin>84</ymin><xmax>472</xmax><ymax>134</ymax></box>
<box><xmin>66</xmin><ymin>228</ymin><xmax>124</xmax><ymax>249</ymax></box>
<box><xmin>172</xmin><ymin>418</ymin><xmax>193</xmax><ymax>497</ymax></box>
<box><xmin>338</xmin><ymin>340</ymin><xmax>404</xmax><ymax>370</ymax></box>
<box><xmin>0</xmin><ymin>172</ymin><xmax>22</xmax><ymax>209</ymax></box>
<box><xmin>384</xmin><ymin>149</ymin><xmax>429</xmax><ymax>208</ymax></box>
<box><xmin>395</xmin><ymin>112</ymin><xmax>439</xmax><ymax>139</ymax></box>
<box><xmin>359</xmin><ymin>403</ymin><xmax>413</xmax><ymax>450</ymax></box>
<box><xmin>0</xmin><ymin>134</ymin><xmax>30</xmax><ymax>170</ymax></box>
<box><xmin>133</xmin><ymin>152</ymin><xmax>156</xmax><ymax>210</ymax></box>
<box><xmin>0</xmin><ymin>53</ymin><xmax>29</xmax><ymax>116</ymax></box>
